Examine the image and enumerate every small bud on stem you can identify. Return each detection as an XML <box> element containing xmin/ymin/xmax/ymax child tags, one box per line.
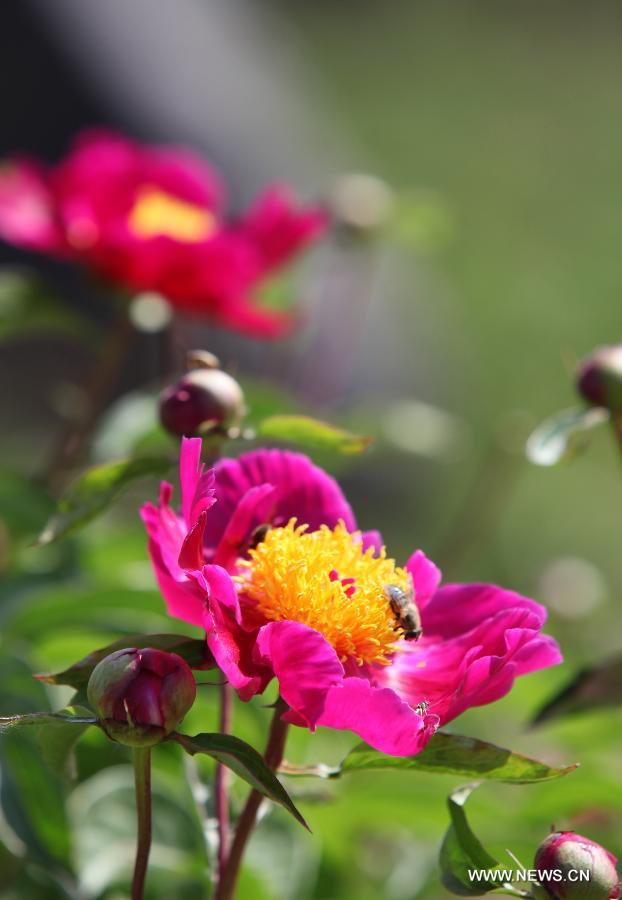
<box><xmin>87</xmin><ymin>647</ymin><xmax>196</xmax><ymax>747</ymax></box>
<box><xmin>159</xmin><ymin>351</ymin><xmax>246</xmax><ymax>438</ymax></box>
<box><xmin>534</xmin><ymin>830</ymin><xmax>620</xmax><ymax>899</ymax></box>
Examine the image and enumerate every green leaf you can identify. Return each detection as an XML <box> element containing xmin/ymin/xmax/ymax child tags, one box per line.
<box><xmin>256</xmin><ymin>414</ymin><xmax>372</xmax><ymax>455</ymax></box>
<box><xmin>37</xmin><ymin>705</ymin><xmax>94</xmax><ymax>779</ymax></box>
<box><xmin>35</xmin><ymin>633</ymin><xmax>211</xmax><ymax>691</ymax></box>
<box><xmin>173</xmin><ymin>732</ymin><xmax>309</xmax><ymax>830</ymax></box>
<box><xmin>0</xmin><ymin>268</ymin><xmax>92</xmax><ymax>344</ymax></box>
<box><xmin>36</xmin><ymin>454</ymin><xmax>172</xmax><ymax>545</ymax></box>
<box><xmin>526</xmin><ymin>406</ymin><xmax>609</xmax><ymax>466</ymax></box>
<box><xmin>440</xmin><ymin>784</ymin><xmax>503</xmax><ymax>895</ymax></box>
<box><xmin>532</xmin><ymin>655</ymin><xmax>622</xmax><ymax>725</ymax></box>
<box><xmin>288</xmin><ymin>732</ymin><xmax>577</xmax><ymax>783</ymax></box>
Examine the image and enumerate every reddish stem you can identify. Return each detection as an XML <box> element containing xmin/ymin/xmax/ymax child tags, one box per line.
<box><xmin>215</xmin><ymin>681</ymin><xmax>232</xmax><ymax>879</ymax></box>
<box><xmin>214</xmin><ymin>701</ymin><xmax>289</xmax><ymax>900</ymax></box>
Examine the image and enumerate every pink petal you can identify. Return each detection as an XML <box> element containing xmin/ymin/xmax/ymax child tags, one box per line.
<box><xmin>313</xmin><ymin>677</ymin><xmax>439</xmax><ymax>756</ymax></box>
<box><xmin>405</xmin><ymin>550</ymin><xmax>442</xmax><ymax>612</ymax></box>
<box><xmin>212</xmin><ymin>483</ymin><xmax>275</xmax><ymax>569</ymax></box>
<box><xmin>253</xmin><ymin>622</ymin><xmax>344</xmax><ymax>729</ymax></box>
<box><xmin>143</xmin><ymin>535</ymin><xmax>205</xmax><ymax>627</ymax></box>
<box><xmin>202</xmin><ymin>566</ymin><xmax>270</xmax><ymax>700</ymax></box>
<box><xmin>203</xmin><ymin>448</ymin><xmax>356</xmax><ymax>560</ymax></box>
<box><xmin>0</xmin><ymin>160</ymin><xmax>66</xmax><ymax>253</ymax></box>
<box><xmin>379</xmin><ymin>603</ymin><xmax>562</xmax><ymax>725</ymax></box>
<box><xmin>421</xmin><ymin>582</ymin><xmax>548</xmax><ymax>639</ymax></box>
<box><xmin>179</xmin><ymin>436</ymin><xmax>216</xmax><ymax>527</ymax></box>
<box><xmin>236</xmin><ymin>184</ymin><xmax>329</xmax><ymax>272</ymax></box>
<box><xmin>360</xmin><ymin>530</ymin><xmax>384</xmax><ymax>555</ymax></box>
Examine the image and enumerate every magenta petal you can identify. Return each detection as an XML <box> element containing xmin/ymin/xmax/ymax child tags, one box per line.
<box><xmin>212</xmin><ymin>483</ymin><xmax>276</xmax><ymax>569</ymax></box>
<box><xmin>380</xmin><ymin>603</ymin><xmax>562</xmax><ymax>726</ymax></box>
<box><xmin>254</xmin><ymin>622</ymin><xmax>344</xmax><ymax>729</ymax></box>
<box><xmin>314</xmin><ymin>677</ymin><xmax>439</xmax><ymax>756</ymax></box>
<box><xmin>421</xmin><ymin>583</ymin><xmax>548</xmax><ymax>639</ymax></box>
<box><xmin>143</xmin><ymin>536</ymin><xmax>205</xmax><ymax>627</ymax></box>
<box><xmin>405</xmin><ymin>550</ymin><xmax>442</xmax><ymax>611</ymax></box>
<box><xmin>202</xmin><ymin>567</ymin><xmax>270</xmax><ymax>700</ymax></box>
<box><xmin>203</xmin><ymin>449</ymin><xmax>356</xmax><ymax>559</ymax></box>
<box><xmin>201</xmin><ymin>564</ymin><xmax>243</xmax><ymax>623</ymax></box>
<box><xmin>179</xmin><ymin>436</ymin><xmax>216</xmax><ymax>527</ymax></box>
<box><xmin>0</xmin><ymin>160</ymin><xmax>66</xmax><ymax>253</ymax></box>
<box><xmin>178</xmin><ymin>510</ymin><xmax>208</xmax><ymax>570</ymax></box>
<box><xmin>360</xmin><ymin>530</ymin><xmax>383</xmax><ymax>555</ymax></box>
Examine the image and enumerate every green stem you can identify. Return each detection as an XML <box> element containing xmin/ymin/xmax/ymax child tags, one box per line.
<box><xmin>132</xmin><ymin>747</ymin><xmax>152</xmax><ymax>900</ymax></box>
<box><xmin>214</xmin><ymin>700</ymin><xmax>289</xmax><ymax>900</ymax></box>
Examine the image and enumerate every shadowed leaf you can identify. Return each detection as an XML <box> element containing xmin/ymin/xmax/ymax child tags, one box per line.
<box><xmin>440</xmin><ymin>784</ymin><xmax>503</xmax><ymax>896</ymax></box>
<box><xmin>174</xmin><ymin>732</ymin><xmax>309</xmax><ymax>830</ymax></box>
<box><xmin>36</xmin><ymin>454</ymin><xmax>172</xmax><ymax>545</ymax></box>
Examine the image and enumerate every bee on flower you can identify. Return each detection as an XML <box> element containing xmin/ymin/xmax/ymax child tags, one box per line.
<box><xmin>141</xmin><ymin>438</ymin><xmax>562</xmax><ymax>756</ymax></box>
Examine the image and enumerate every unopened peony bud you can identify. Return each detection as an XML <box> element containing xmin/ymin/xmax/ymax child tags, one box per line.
<box><xmin>160</xmin><ymin>354</ymin><xmax>245</xmax><ymax>437</ymax></box>
<box><xmin>87</xmin><ymin>648</ymin><xmax>196</xmax><ymax>747</ymax></box>
<box><xmin>534</xmin><ymin>831</ymin><xmax>620</xmax><ymax>899</ymax></box>
<box><xmin>577</xmin><ymin>345</ymin><xmax>622</xmax><ymax>411</ymax></box>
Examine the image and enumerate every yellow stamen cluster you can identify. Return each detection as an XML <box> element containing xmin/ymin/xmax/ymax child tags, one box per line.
<box><xmin>237</xmin><ymin>519</ymin><xmax>412</xmax><ymax>667</ymax></box>
<box><xmin>128</xmin><ymin>186</ymin><xmax>216</xmax><ymax>243</ymax></box>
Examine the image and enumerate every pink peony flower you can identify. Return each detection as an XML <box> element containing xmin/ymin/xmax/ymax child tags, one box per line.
<box><xmin>141</xmin><ymin>439</ymin><xmax>562</xmax><ymax>757</ymax></box>
<box><xmin>0</xmin><ymin>130</ymin><xmax>327</xmax><ymax>338</ymax></box>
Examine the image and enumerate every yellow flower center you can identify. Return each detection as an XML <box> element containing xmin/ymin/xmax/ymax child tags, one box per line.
<box><xmin>128</xmin><ymin>186</ymin><xmax>217</xmax><ymax>242</ymax></box>
<box><xmin>237</xmin><ymin>520</ymin><xmax>412</xmax><ymax>667</ymax></box>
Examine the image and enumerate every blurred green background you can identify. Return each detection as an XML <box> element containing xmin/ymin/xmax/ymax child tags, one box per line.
<box><xmin>2</xmin><ymin>1</ymin><xmax>622</xmax><ymax>897</ymax></box>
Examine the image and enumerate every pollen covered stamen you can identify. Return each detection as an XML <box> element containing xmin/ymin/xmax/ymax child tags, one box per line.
<box><xmin>128</xmin><ymin>186</ymin><xmax>217</xmax><ymax>243</ymax></box>
<box><xmin>236</xmin><ymin>519</ymin><xmax>414</xmax><ymax>666</ymax></box>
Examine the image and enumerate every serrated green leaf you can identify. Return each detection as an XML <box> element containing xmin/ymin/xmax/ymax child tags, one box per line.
<box><xmin>526</xmin><ymin>406</ymin><xmax>609</xmax><ymax>466</ymax></box>
<box><xmin>36</xmin><ymin>454</ymin><xmax>172</xmax><ymax>545</ymax></box>
<box><xmin>256</xmin><ymin>414</ymin><xmax>372</xmax><ymax>454</ymax></box>
<box><xmin>35</xmin><ymin>633</ymin><xmax>211</xmax><ymax>691</ymax></box>
<box><xmin>300</xmin><ymin>732</ymin><xmax>577</xmax><ymax>783</ymax></box>
<box><xmin>173</xmin><ymin>732</ymin><xmax>309</xmax><ymax>830</ymax></box>
<box><xmin>37</xmin><ymin>705</ymin><xmax>94</xmax><ymax>779</ymax></box>
<box><xmin>532</xmin><ymin>655</ymin><xmax>622</xmax><ymax>726</ymax></box>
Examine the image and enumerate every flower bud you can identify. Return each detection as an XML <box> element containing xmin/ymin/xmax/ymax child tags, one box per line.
<box><xmin>159</xmin><ymin>352</ymin><xmax>245</xmax><ymax>437</ymax></box>
<box><xmin>577</xmin><ymin>345</ymin><xmax>622</xmax><ymax>411</ymax></box>
<box><xmin>87</xmin><ymin>648</ymin><xmax>196</xmax><ymax>747</ymax></box>
<box><xmin>534</xmin><ymin>831</ymin><xmax>620</xmax><ymax>899</ymax></box>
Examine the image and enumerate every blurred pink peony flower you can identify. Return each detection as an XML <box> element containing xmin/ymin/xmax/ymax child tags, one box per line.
<box><xmin>141</xmin><ymin>438</ymin><xmax>562</xmax><ymax>756</ymax></box>
<box><xmin>0</xmin><ymin>130</ymin><xmax>327</xmax><ymax>337</ymax></box>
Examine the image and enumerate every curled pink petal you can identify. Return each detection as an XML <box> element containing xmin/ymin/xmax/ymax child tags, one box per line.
<box><xmin>254</xmin><ymin>622</ymin><xmax>344</xmax><ymax>729</ymax></box>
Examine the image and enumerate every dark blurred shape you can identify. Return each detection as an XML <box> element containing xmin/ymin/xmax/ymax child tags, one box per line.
<box><xmin>577</xmin><ymin>345</ymin><xmax>622</xmax><ymax>411</ymax></box>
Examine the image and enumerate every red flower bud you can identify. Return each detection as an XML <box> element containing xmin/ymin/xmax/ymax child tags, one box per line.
<box><xmin>87</xmin><ymin>648</ymin><xmax>196</xmax><ymax>747</ymax></box>
<box><xmin>159</xmin><ymin>352</ymin><xmax>245</xmax><ymax>437</ymax></box>
<box><xmin>534</xmin><ymin>831</ymin><xmax>620</xmax><ymax>899</ymax></box>
<box><xmin>577</xmin><ymin>345</ymin><xmax>622</xmax><ymax>411</ymax></box>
